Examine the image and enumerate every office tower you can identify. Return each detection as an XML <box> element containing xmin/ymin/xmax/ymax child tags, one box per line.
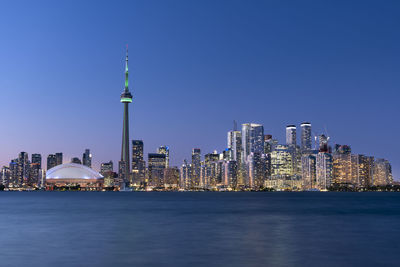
<box><xmin>16</xmin><ymin>152</ymin><xmax>30</xmax><ymax>186</ymax></box>
<box><xmin>300</xmin><ymin>122</ymin><xmax>312</xmax><ymax>151</ymax></box>
<box><xmin>271</xmin><ymin>145</ymin><xmax>293</xmax><ymax>178</ymax></box>
<box><xmin>30</xmin><ymin>154</ymin><xmax>42</xmax><ymax>186</ymax></box>
<box><xmin>301</xmin><ymin>154</ymin><xmax>317</xmax><ymax>189</ymax></box>
<box><xmin>9</xmin><ymin>159</ymin><xmax>18</xmax><ymax>187</ymax></box>
<box><xmin>352</xmin><ymin>154</ymin><xmax>374</xmax><ymax>188</ymax></box>
<box><xmin>318</xmin><ymin>134</ymin><xmax>330</xmax><ymax>153</ymax></box>
<box><xmin>55</xmin><ymin>153</ymin><xmax>63</xmax><ymax>166</ymax></box>
<box><xmin>71</xmin><ymin>157</ymin><xmax>82</xmax><ymax>164</ymax></box>
<box><xmin>316</xmin><ymin>152</ymin><xmax>333</xmax><ymax>190</ymax></box>
<box><xmin>157</xmin><ymin>146</ymin><xmax>170</xmax><ymax>168</ymax></box>
<box><xmin>191</xmin><ymin>148</ymin><xmax>201</xmax><ymax>188</ymax></box>
<box><xmin>47</xmin><ymin>154</ymin><xmax>56</xmax><ymax>170</ymax></box>
<box><xmin>1</xmin><ymin>166</ymin><xmax>10</xmax><ymax>187</ymax></box>
<box><xmin>242</xmin><ymin>123</ymin><xmax>264</xmax><ymax>162</ymax></box>
<box><xmin>286</xmin><ymin>125</ymin><xmax>297</xmax><ymax>146</ymax></box>
<box><xmin>332</xmin><ymin>144</ymin><xmax>352</xmax><ymax>186</ymax></box>
<box><xmin>372</xmin><ymin>159</ymin><xmax>393</xmax><ymax>186</ymax></box>
<box><xmin>227</xmin><ymin>130</ymin><xmax>242</xmax><ymax>163</ymax></box>
<box><xmin>100</xmin><ymin>161</ymin><xmax>114</xmax><ymax>176</ymax></box>
<box><xmin>119</xmin><ymin>47</ymin><xmax>133</xmax><ymax>185</ymax></box>
<box><xmin>180</xmin><ymin>160</ymin><xmax>191</xmax><ymax>189</ymax></box>
<box><xmin>148</xmin><ymin>153</ymin><xmax>166</xmax><ymax>187</ymax></box>
<box><xmin>203</xmin><ymin>152</ymin><xmax>219</xmax><ymax>187</ymax></box>
<box><xmin>164</xmin><ymin>167</ymin><xmax>180</xmax><ymax>188</ymax></box>
<box><xmin>82</xmin><ymin>149</ymin><xmax>92</xmax><ymax>168</ymax></box>
<box><xmin>132</xmin><ymin>140</ymin><xmax>145</xmax><ymax>184</ymax></box>
<box><xmin>222</xmin><ymin>161</ymin><xmax>238</xmax><ymax>188</ymax></box>
<box><xmin>246</xmin><ymin>152</ymin><xmax>266</xmax><ymax>189</ymax></box>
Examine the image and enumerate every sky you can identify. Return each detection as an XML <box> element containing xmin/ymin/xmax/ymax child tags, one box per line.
<box><xmin>0</xmin><ymin>0</ymin><xmax>399</xmax><ymax>179</ymax></box>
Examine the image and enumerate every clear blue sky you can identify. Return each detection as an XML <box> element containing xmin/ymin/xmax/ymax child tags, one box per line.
<box><xmin>0</xmin><ymin>0</ymin><xmax>399</xmax><ymax>179</ymax></box>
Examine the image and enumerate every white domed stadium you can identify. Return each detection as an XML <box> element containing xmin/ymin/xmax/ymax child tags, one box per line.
<box><xmin>46</xmin><ymin>163</ymin><xmax>104</xmax><ymax>190</ymax></box>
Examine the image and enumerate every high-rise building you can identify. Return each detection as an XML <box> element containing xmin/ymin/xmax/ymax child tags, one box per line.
<box><xmin>300</xmin><ymin>122</ymin><xmax>312</xmax><ymax>151</ymax></box>
<box><xmin>180</xmin><ymin>160</ymin><xmax>191</xmax><ymax>189</ymax></box>
<box><xmin>82</xmin><ymin>149</ymin><xmax>92</xmax><ymax>168</ymax></box>
<box><xmin>246</xmin><ymin>152</ymin><xmax>267</xmax><ymax>189</ymax></box>
<box><xmin>372</xmin><ymin>159</ymin><xmax>393</xmax><ymax>186</ymax></box>
<box><xmin>191</xmin><ymin>148</ymin><xmax>201</xmax><ymax>188</ymax></box>
<box><xmin>119</xmin><ymin>47</ymin><xmax>133</xmax><ymax>185</ymax></box>
<box><xmin>55</xmin><ymin>153</ymin><xmax>63</xmax><ymax>166</ymax></box>
<box><xmin>157</xmin><ymin>146</ymin><xmax>170</xmax><ymax>168</ymax></box>
<box><xmin>30</xmin><ymin>153</ymin><xmax>42</xmax><ymax>186</ymax></box>
<box><xmin>301</xmin><ymin>154</ymin><xmax>317</xmax><ymax>189</ymax></box>
<box><xmin>148</xmin><ymin>153</ymin><xmax>166</xmax><ymax>187</ymax></box>
<box><xmin>1</xmin><ymin>166</ymin><xmax>10</xmax><ymax>187</ymax></box>
<box><xmin>316</xmin><ymin>152</ymin><xmax>333</xmax><ymax>190</ymax></box>
<box><xmin>222</xmin><ymin>161</ymin><xmax>238</xmax><ymax>188</ymax></box>
<box><xmin>351</xmin><ymin>154</ymin><xmax>374</xmax><ymax>188</ymax></box>
<box><xmin>332</xmin><ymin>144</ymin><xmax>352</xmax><ymax>186</ymax></box>
<box><xmin>17</xmin><ymin>152</ymin><xmax>30</xmax><ymax>186</ymax></box>
<box><xmin>164</xmin><ymin>167</ymin><xmax>180</xmax><ymax>188</ymax></box>
<box><xmin>242</xmin><ymin>123</ymin><xmax>264</xmax><ymax>162</ymax></box>
<box><xmin>132</xmin><ymin>140</ymin><xmax>145</xmax><ymax>185</ymax></box>
<box><xmin>47</xmin><ymin>154</ymin><xmax>56</xmax><ymax>170</ymax></box>
<box><xmin>318</xmin><ymin>134</ymin><xmax>330</xmax><ymax>153</ymax></box>
<box><xmin>227</xmin><ymin>131</ymin><xmax>242</xmax><ymax>163</ymax></box>
<box><xmin>286</xmin><ymin>125</ymin><xmax>297</xmax><ymax>147</ymax></box>
<box><xmin>100</xmin><ymin>161</ymin><xmax>114</xmax><ymax>176</ymax></box>
<box><xmin>271</xmin><ymin>145</ymin><xmax>293</xmax><ymax>178</ymax></box>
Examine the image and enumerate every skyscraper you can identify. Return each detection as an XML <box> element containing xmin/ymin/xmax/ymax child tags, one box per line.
<box><xmin>227</xmin><ymin>130</ymin><xmax>242</xmax><ymax>163</ymax></box>
<box><xmin>316</xmin><ymin>152</ymin><xmax>333</xmax><ymax>190</ymax></box>
<box><xmin>132</xmin><ymin>140</ymin><xmax>145</xmax><ymax>185</ymax></box>
<box><xmin>332</xmin><ymin>144</ymin><xmax>352</xmax><ymax>186</ymax></box>
<box><xmin>157</xmin><ymin>146</ymin><xmax>170</xmax><ymax>168</ymax></box>
<box><xmin>191</xmin><ymin>148</ymin><xmax>201</xmax><ymax>188</ymax></box>
<box><xmin>148</xmin><ymin>153</ymin><xmax>166</xmax><ymax>187</ymax></box>
<box><xmin>300</xmin><ymin>122</ymin><xmax>312</xmax><ymax>151</ymax></box>
<box><xmin>286</xmin><ymin>125</ymin><xmax>297</xmax><ymax>146</ymax></box>
<box><xmin>30</xmin><ymin>154</ymin><xmax>42</xmax><ymax>186</ymax></box>
<box><xmin>82</xmin><ymin>149</ymin><xmax>92</xmax><ymax>168</ymax></box>
<box><xmin>55</xmin><ymin>153</ymin><xmax>63</xmax><ymax>166</ymax></box>
<box><xmin>47</xmin><ymin>154</ymin><xmax>57</xmax><ymax>170</ymax></box>
<box><xmin>119</xmin><ymin>47</ymin><xmax>133</xmax><ymax>185</ymax></box>
<box><xmin>100</xmin><ymin>161</ymin><xmax>114</xmax><ymax>176</ymax></box>
<box><xmin>241</xmin><ymin>123</ymin><xmax>264</xmax><ymax>162</ymax></box>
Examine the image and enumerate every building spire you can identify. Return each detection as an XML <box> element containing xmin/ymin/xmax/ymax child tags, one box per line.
<box><xmin>125</xmin><ymin>45</ymin><xmax>129</xmax><ymax>92</ymax></box>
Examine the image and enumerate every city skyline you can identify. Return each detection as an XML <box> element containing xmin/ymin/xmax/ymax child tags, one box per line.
<box><xmin>0</xmin><ymin>1</ymin><xmax>399</xmax><ymax>179</ymax></box>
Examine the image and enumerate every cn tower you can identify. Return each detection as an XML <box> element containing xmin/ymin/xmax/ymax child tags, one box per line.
<box><xmin>119</xmin><ymin>47</ymin><xmax>132</xmax><ymax>186</ymax></box>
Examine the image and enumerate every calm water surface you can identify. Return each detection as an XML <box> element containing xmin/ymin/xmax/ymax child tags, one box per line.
<box><xmin>0</xmin><ymin>192</ymin><xmax>399</xmax><ymax>267</ymax></box>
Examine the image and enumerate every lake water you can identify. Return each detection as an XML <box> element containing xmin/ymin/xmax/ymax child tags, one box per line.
<box><xmin>0</xmin><ymin>192</ymin><xmax>399</xmax><ymax>266</ymax></box>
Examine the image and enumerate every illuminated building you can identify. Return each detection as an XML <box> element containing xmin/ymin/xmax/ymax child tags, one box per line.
<box><xmin>271</xmin><ymin>145</ymin><xmax>293</xmax><ymax>178</ymax></box>
<box><xmin>318</xmin><ymin>134</ymin><xmax>330</xmax><ymax>153</ymax></box>
<box><xmin>316</xmin><ymin>152</ymin><xmax>333</xmax><ymax>190</ymax></box>
<box><xmin>157</xmin><ymin>146</ymin><xmax>170</xmax><ymax>168</ymax></box>
<box><xmin>246</xmin><ymin>152</ymin><xmax>267</xmax><ymax>189</ymax></box>
<box><xmin>227</xmin><ymin>130</ymin><xmax>242</xmax><ymax>163</ymax></box>
<box><xmin>30</xmin><ymin>153</ymin><xmax>42</xmax><ymax>186</ymax></box>
<box><xmin>164</xmin><ymin>167</ymin><xmax>180</xmax><ymax>189</ymax></box>
<box><xmin>191</xmin><ymin>148</ymin><xmax>201</xmax><ymax>188</ymax></box>
<box><xmin>47</xmin><ymin>154</ymin><xmax>56</xmax><ymax>170</ymax></box>
<box><xmin>180</xmin><ymin>160</ymin><xmax>191</xmax><ymax>189</ymax></box>
<box><xmin>286</xmin><ymin>125</ymin><xmax>297</xmax><ymax>146</ymax></box>
<box><xmin>300</xmin><ymin>122</ymin><xmax>312</xmax><ymax>151</ymax></box>
<box><xmin>119</xmin><ymin>47</ymin><xmax>133</xmax><ymax>186</ymax></box>
<box><xmin>1</xmin><ymin>166</ymin><xmax>10</xmax><ymax>187</ymax></box>
<box><xmin>46</xmin><ymin>163</ymin><xmax>103</xmax><ymax>190</ymax></box>
<box><xmin>132</xmin><ymin>140</ymin><xmax>145</xmax><ymax>185</ymax></box>
<box><xmin>332</xmin><ymin>144</ymin><xmax>352</xmax><ymax>186</ymax></box>
<box><xmin>222</xmin><ymin>160</ymin><xmax>238</xmax><ymax>188</ymax></box>
<box><xmin>242</xmin><ymin>123</ymin><xmax>264</xmax><ymax>162</ymax></box>
<box><xmin>372</xmin><ymin>159</ymin><xmax>393</xmax><ymax>186</ymax></box>
<box><xmin>148</xmin><ymin>153</ymin><xmax>166</xmax><ymax>187</ymax></box>
<box><xmin>82</xmin><ymin>149</ymin><xmax>92</xmax><ymax>168</ymax></box>
<box><xmin>100</xmin><ymin>161</ymin><xmax>113</xmax><ymax>176</ymax></box>
<box><xmin>301</xmin><ymin>154</ymin><xmax>316</xmax><ymax>189</ymax></box>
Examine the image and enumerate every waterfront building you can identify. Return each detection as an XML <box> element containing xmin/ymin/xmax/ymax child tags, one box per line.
<box><xmin>191</xmin><ymin>148</ymin><xmax>201</xmax><ymax>188</ymax></box>
<box><xmin>148</xmin><ymin>153</ymin><xmax>166</xmax><ymax>187</ymax></box>
<box><xmin>1</xmin><ymin>166</ymin><xmax>10</xmax><ymax>187</ymax></box>
<box><xmin>271</xmin><ymin>145</ymin><xmax>293</xmax><ymax>178</ymax></box>
<box><xmin>157</xmin><ymin>146</ymin><xmax>170</xmax><ymax>168</ymax></box>
<box><xmin>332</xmin><ymin>144</ymin><xmax>353</xmax><ymax>186</ymax></box>
<box><xmin>301</xmin><ymin>153</ymin><xmax>317</xmax><ymax>189</ymax></box>
<box><xmin>242</xmin><ymin>123</ymin><xmax>264</xmax><ymax>162</ymax></box>
<box><xmin>119</xmin><ymin>47</ymin><xmax>133</xmax><ymax>185</ymax></box>
<box><xmin>300</xmin><ymin>122</ymin><xmax>312</xmax><ymax>151</ymax></box>
<box><xmin>227</xmin><ymin>130</ymin><xmax>242</xmax><ymax>163</ymax></box>
<box><xmin>46</xmin><ymin>163</ymin><xmax>103</xmax><ymax>190</ymax></box>
<box><xmin>132</xmin><ymin>140</ymin><xmax>145</xmax><ymax>185</ymax></box>
<box><xmin>164</xmin><ymin>167</ymin><xmax>180</xmax><ymax>189</ymax></box>
<box><xmin>55</xmin><ymin>153</ymin><xmax>63</xmax><ymax>166</ymax></box>
<box><xmin>316</xmin><ymin>152</ymin><xmax>333</xmax><ymax>190</ymax></box>
<box><xmin>30</xmin><ymin>153</ymin><xmax>42</xmax><ymax>186</ymax></box>
<box><xmin>286</xmin><ymin>125</ymin><xmax>297</xmax><ymax>147</ymax></box>
<box><xmin>372</xmin><ymin>159</ymin><xmax>393</xmax><ymax>186</ymax></box>
<box><xmin>222</xmin><ymin>160</ymin><xmax>238</xmax><ymax>188</ymax></box>
<box><xmin>100</xmin><ymin>161</ymin><xmax>114</xmax><ymax>176</ymax></box>
<box><xmin>47</xmin><ymin>154</ymin><xmax>57</xmax><ymax>170</ymax></box>
<box><xmin>180</xmin><ymin>160</ymin><xmax>191</xmax><ymax>189</ymax></box>
<box><xmin>82</xmin><ymin>149</ymin><xmax>92</xmax><ymax>168</ymax></box>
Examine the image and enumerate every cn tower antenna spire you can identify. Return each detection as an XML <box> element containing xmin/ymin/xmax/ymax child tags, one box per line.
<box><xmin>125</xmin><ymin>44</ymin><xmax>129</xmax><ymax>92</ymax></box>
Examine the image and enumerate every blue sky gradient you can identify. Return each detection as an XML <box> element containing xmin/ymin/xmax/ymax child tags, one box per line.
<box><xmin>0</xmin><ymin>0</ymin><xmax>399</xmax><ymax>178</ymax></box>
